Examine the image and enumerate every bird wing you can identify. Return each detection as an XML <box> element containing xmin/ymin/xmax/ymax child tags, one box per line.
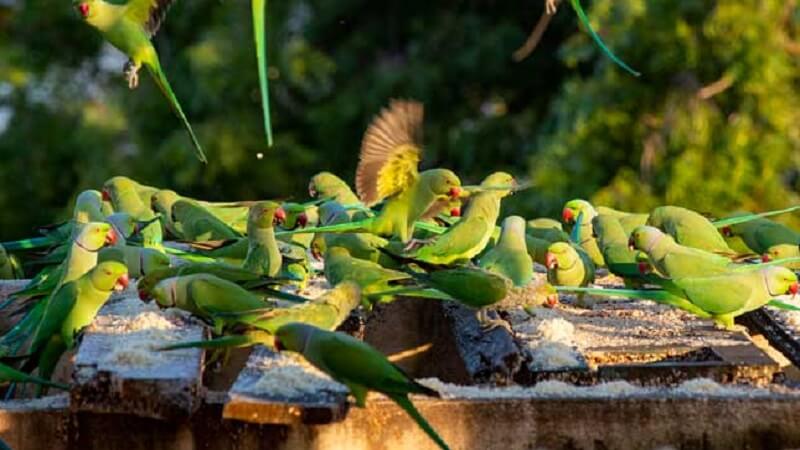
<box><xmin>124</xmin><ymin>0</ymin><xmax>176</xmax><ymax>37</ymax></box>
<box><xmin>29</xmin><ymin>282</ymin><xmax>79</xmax><ymax>352</ymax></box>
<box><xmin>419</xmin><ymin>218</ymin><xmax>490</xmax><ymax>260</ymax></box>
<box><xmin>675</xmin><ymin>275</ymin><xmax>753</xmax><ymax>315</ymax></box>
<box><xmin>356</xmin><ymin>100</ymin><xmax>423</xmax><ymax>206</ymax></box>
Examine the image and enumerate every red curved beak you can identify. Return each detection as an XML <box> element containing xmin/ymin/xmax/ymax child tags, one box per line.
<box><xmin>790</xmin><ymin>282</ymin><xmax>799</xmax><ymax>297</ymax></box>
<box><xmin>562</xmin><ymin>208</ymin><xmax>574</xmax><ymax>224</ymax></box>
<box><xmin>297</xmin><ymin>213</ymin><xmax>308</xmax><ymax>228</ymax></box>
<box><xmin>101</xmin><ymin>188</ymin><xmax>111</xmax><ymax>202</ymax></box>
<box><xmin>545</xmin><ymin>252</ymin><xmax>557</xmax><ymax>270</ymax></box>
<box><xmin>308</xmin><ymin>183</ymin><xmax>317</xmax><ymax>198</ymax></box>
<box><xmin>762</xmin><ymin>254</ymin><xmax>771</xmax><ymax>263</ymax></box>
<box><xmin>637</xmin><ymin>262</ymin><xmax>650</xmax><ymax>275</ymax></box>
<box><xmin>274</xmin><ymin>207</ymin><xmax>286</xmax><ymax>225</ymax></box>
<box><xmin>105</xmin><ymin>228</ymin><xmax>118</xmax><ymax>246</ymax></box>
<box><xmin>450</xmin><ymin>207</ymin><xmax>461</xmax><ymax>217</ymax></box>
<box><xmin>78</xmin><ymin>2</ymin><xmax>89</xmax><ymax>18</ymax></box>
<box><xmin>448</xmin><ymin>186</ymin><xmax>461</xmax><ymax>199</ymax></box>
<box><xmin>115</xmin><ymin>273</ymin><xmax>129</xmax><ymax>291</ymax></box>
<box><xmin>545</xmin><ymin>294</ymin><xmax>559</xmax><ymax>308</ymax></box>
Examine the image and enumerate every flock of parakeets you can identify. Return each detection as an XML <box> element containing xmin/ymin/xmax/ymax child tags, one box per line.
<box><xmin>0</xmin><ymin>100</ymin><xmax>800</xmax><ymax>450</ymax></box>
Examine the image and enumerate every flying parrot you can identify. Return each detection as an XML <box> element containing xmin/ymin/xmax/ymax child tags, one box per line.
<box><xmin>73</xmin><ymin>0</ymin><xmax>207</xmax><ymax>162</ymax></box>
<box><xmin>274</xmin><ymin>323</ymin><xmax>451</xmax><ymax>450</ymax></box>
<box><xmin>479</xmin><ymin>216</ymin><xmax>534</xmax><ymax>287</ymax></box>
<box><xmin>279</xmin><ymin>100</ymin><xmax>462</xmax><ymax>243</ymax></box>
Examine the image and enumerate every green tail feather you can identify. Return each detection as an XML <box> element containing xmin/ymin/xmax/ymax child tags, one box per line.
<box><xmin>768</xmin><ymin>299</ymin><xmax>800</xmax><ymax>311</ymax></box>
<box><xmin>145</xmin><ymin>60</ymin><xmax>207</xmax><ymax>163</ymax></box>
<box><xmin>0</xmin><ymin>362</ymin><xmax>68</xmax><ymax>390</ymax></box>
<box><xmin>159</xmin><ymin>333</ymin><xmax>270</xmax><ymax>351</ymax></box>
<box><xmin>731</xmin><ymin>257</ymin><xmax>800</xmax><ymax>272</ymax></box>
<box><xmin>275</xmin><ymin>219</ymin><xmax>371</xmax><ymax>236</ymax></box>
<box><xmin>162</xmin><ymin>246</ymin><xmax>217</xmax><ymax>263</ymax></box>
<box><xmin>1</xmin><ymin>236</ymin><xmax>57</xmax><ymax>252</ymax></box>
<box><xmin>712</xmin><ymin>206</ymin><xmax>800</xmax><ymax>228</ymax></box>
<box><xmin>556</xmin><ymin>286</ymin><xmax>712</xmax><ymax>318</ymax></box>
<box><xmin>367</xmin><ymin>287</ymin><xmax>454</xmax><ymax>301</ymax></box>
<box><xmin>570</xmin><ymin>0</ymin><xmax>641</xmax><ymax>77</ymax></box>
<box><xmin>253</xmin><ymin>0</ymin><xmax>273</xmax><ymax>147</ymax></box>
<box><xmin>388</xmin><ymin>394</ymin><xmax>450</xmax><ymax>450</ymax></box>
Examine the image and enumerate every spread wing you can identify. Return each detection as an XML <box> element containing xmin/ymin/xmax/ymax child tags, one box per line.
<box><xmin>124</xmin><ymin>0</ymin><xmax>176</xmax><ymax>37</ymax></box>
<box><xmin>356</xmin><ymin>100</ymin><xmax>423</xmax><ymax>206</ymax></box>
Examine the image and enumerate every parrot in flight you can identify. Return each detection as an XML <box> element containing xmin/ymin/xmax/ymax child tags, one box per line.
<box><xmin>73</xmin><ymin>0</ymin><xmax>207</xmax><ymax>163</ymax></box>
<box><xmin>280</xmin><ymin>100</ymin><xmax>463</xmax><ymax>243</ymax></box>
<box><xmin>274</xmin><ymin>323</ymin><xmax>451</xmax><ymax>450</ymax></box>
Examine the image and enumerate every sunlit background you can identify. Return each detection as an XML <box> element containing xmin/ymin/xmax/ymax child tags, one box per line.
<box><xmin>1</xmin><ymin>0</ymin><xmax>798</xmax><ymax>238</ymax></box>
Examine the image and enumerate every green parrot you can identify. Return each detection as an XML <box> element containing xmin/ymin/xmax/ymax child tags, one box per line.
<box><xmin>647</xmin><ymin>206</ymin><xmax>735</xmax><ymax>255</ymax></box>
<box><xmin>629</xmin><ymin>225</ymin><xmax>734</xmax><ymax>279</ymax></box>
<box><xmin>73</xmin><ymin>0</ymin><xmax>206</xmax><ymax>162</ymax></box>
<box><xmin>559</xmin><ymin>266</ymin><xmax>799</xmax><ymax>330</ymax></box>
<box><xmin>524</xmin><ymin>234</ymin><xmax>551</xmax><ymax>266</ymax></box>
<box><xmin>545</xmin><ymin>242</ymin><xmax>595</xmax><ymax>289</ymax></box>
<box><xmin>277</xmin><ymin>202</ymin><xmax>319</xmax><ymax>249</ymax></box>
<box><xmin>324</xmin><ymin>247</ymin><xmax>411</xmax><ymax>303</ymax></box>
<box><xmin>561</xmin><ymin>199</ymin><xmax>604</xmax><ymax>267</ymax></box>
<box><xmin>274</xmin><ymin>323</ymin><xmax>450</xmax><ymax>450</ymax></box>
<box><xmin>722</xmin><ymin>217</ymin><xmax>800</xmax><ymax>255</ymax></box>
<box><xmin>171</xmin><ymin>200</ymin><xmax>242</xmax><ymax>242</ymax></box>
<box><xmin>103</xmin><ymin>177</ymin><xmax>163</xmax><ymax>249</ymax></box>
<box><xmin>308</xmin><ymin>172</ymin><xmax>363</xmax><ymax>207</ymax></box>
<box><xmin>243</xmin><ymin>201</ymin><xmax>283</xmax><ymax>277</ymax></box>
<box><xmin>23</xmin><ymin>261</ymin><xmax>129</xmax><ymax>386</ymax></box>
<box><xmin>592</xmin><ymin>215</ymin><xmax>649</xmax><ymax>282</ymax></box>
<box><xmin>312</xmin><ymin>201</ymin><xmax>393</xmax><ymax>266</ymax></box>
<box><xmin>280</xmin><ymin>100</ymin><xmax>462</xmax><ymax>243</ymax></box>
<box><xmin>402</xmin><ymin>172</ymin><xmax>515</xmax><ymax>265</ymax></box>
<box><xmin>105</xmin><ymin>176</ymin><xmax>160</xmax><ymax>207</ymax></box>
<box><xmin>595</xmin><ymin>206</ymin><xmax>649</xmax><ymax>235</ymax></box>
<box><xmin>478</xmin><ymin>216</ymin><xmax>533</xmax><ymax>287</ymax></box>
<box><xmin>98</xmin><ymin>245</ymin><xmax>170</xmax><ymax>278</ymax></box>
<box><xmin>526</xmin><ymin>218</ymin><xmax>570</xmax><ymax>244</ymax></box>
<box><xmin>159</xmin><ymin>282</ymin><xmax>362</xmax><ymax>352</ymax></box>
<box><xmin>149</xmin><ymin>273</ymin><xmax>267</xmax><ymax>326</ymax></box>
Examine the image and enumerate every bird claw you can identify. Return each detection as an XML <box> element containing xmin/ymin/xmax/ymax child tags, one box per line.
<box><xmin>477</xmin><ymin>310</ymin><xmax>513</xmax><ymax>334</ymax></box>
<box><xmin>124</xmin><ymin>61</ymin><xmax>140</xmax><ymax>89</ymax></box>
<box><xmin>545</xmin><ymin>0</ymin><xmax>560</xmax><ymax>15</ymax></box>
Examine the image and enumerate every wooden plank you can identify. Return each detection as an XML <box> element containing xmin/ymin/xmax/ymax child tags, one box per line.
<box><xmin>71</xmin><ymin>291</ymin><xmax>206</xmax><ymax>420</ymax></box>
<box><xmin>222</xmin><ymin>346</ymin><xmax>349</xmax><ymax>425</ymax></box>
<box><xmin>741</xmin><ymin>308</ymin><xmax>800</xmax><ymax>369</ymax></box>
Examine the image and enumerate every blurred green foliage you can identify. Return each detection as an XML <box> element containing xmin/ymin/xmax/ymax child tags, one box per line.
<box><xmin>0</xmin><ymin>0</ymin><xmax>798</xmax><ymax>238</ymax></box>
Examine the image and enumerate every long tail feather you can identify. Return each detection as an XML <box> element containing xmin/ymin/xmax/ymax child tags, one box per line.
<box><xmin>158</xmin><ymin>332</ymin><xmax>271</xmax><ymax>351</ymax></box>
<box><xmin>768</xmin><ymin>299</ymin><xmax>800</xmax><ymax>311</ymax></box>
<box><xmin>145</xmin><ymin>58</ymin><xmax>207</xmax><ymax>163</ymax></box>
<box><xmin>570</xmin><ymin>0</ymin><xmax>640</xmax><ymax>77</ymax></box>
<box><xmin>1</xmin><ymin>237</ymin><xmax>57</xmax><ymax>252</ymax></box>
<box><xmin>556</xmin><ymin>286</ymin><xmax>712</xmax><ymax>318</ymax></box>
<box><xmin>252</xmin><ymin>0</ymin><xmax>273</xmax><ymax>147</ymax></box>
<box><xmin>712</xmin><ymin>206</ymin><xmax>800</xmax><ymax>228</ymax></box>
<box><xmin>388</xmin><ymin>394</ymin><xmax>450</xmax><ymax>450</ymax></box>
<box><xmin>275</xmin><ymin>219</ymin><xmax>370</xmax><ymax>236</ymax></box>
<box><xmin>0</xmin><ymin>362</ymin><xmax>68</xmax><ymax>390</ymax></box>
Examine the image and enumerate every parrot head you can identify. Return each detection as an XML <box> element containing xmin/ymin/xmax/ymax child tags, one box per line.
<box><xmin>151</xmin><ymin>190</ymin><xmax>181</xmax><ymax>215</ymax></box>
<box><xmin>279</xmin><ymin>203</ymin><xmax>307</xmax><ymax>229</ymax></box>
<box><xmin>544</xmin><ymin>242</ymin><xmax>575</xmax><ymax>270</ymax></box>
<box><xmin>764</xmin><ymin>244</ymin><xmax>800</xmax><ymax>263</ymax></box>
<box><xmin>247</xmin><ymin>201</ymin><xmax>283</xmax><ymax>229</ymax></box>
<box><xmin>73</xmin><ymin>0</ymin><xmax>92</xmax><ymax>19</ymax></box>
<box><xmin>90</xmin><ymin>261</ymin><xmax>129</xmax><ymax>292</ymax></box>
<box><xmin>477</xmin><ymin>171</ymin><xmax>516</xmax><ymax>197</ymax></box>
<box><xmin>141</xmin><ymin>248</ymin><xmax>171</xmax><ymax>276</ymax></box>
<box><xmin>308</xmin><ymin>172</ymin><xmax>348</xmax><ymax>199</ymax></box>
<box><xmin>628</xmin><ymin>226</ymin><xmax>665</xmax><ymax>253</ymax></box>
<box><xmin>106</xmin><ymin>212</ymin><xmax>136</xmax><ymax>239</ymax></box>
<box><xmin>149</xmin><ymin>278</ymin><xmax>179</xmax><ymax>307</ymax></box>
<box><xmin>423</xmin><ymin>169</ymin><xmax>462</xmax><ymax>201</ymax></box>
<box><xmin>76</xmin><ymin>222</ymin><xmax>117</xmax><ymax>251</ymax></box>
<box><xmin>561</xmin><ymin>199</ymin><xmax>595</xmax><ymax>226</ymax></box>
<box><xmin>102</xmin><ymin>176</ymin><xmax>138</xmax><ymax>208</ymax></box>
<box><xmin>273</xmin><ymin>322</ymin><xmax>317</xmax><ymax>353</ymax></box>
<box><xmin>763</xmin><ymin>266</ymin><xmax>799</xmax><ymax>297</ymax></box>
<box><xmin>73</xmin><ymin>190</ymin><xmax>104</xmax><ymax>224</ymax></box>
<box><xmin>310</xmin><ymin>235</ymin><xmax>326</xmax><ymax>261</ymax></box>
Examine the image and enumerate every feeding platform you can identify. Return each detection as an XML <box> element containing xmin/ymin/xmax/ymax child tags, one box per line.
<box><xmin>4</xmin><ymin>273</ymin><xmax>800</xmax><ymax>450</ymax></box>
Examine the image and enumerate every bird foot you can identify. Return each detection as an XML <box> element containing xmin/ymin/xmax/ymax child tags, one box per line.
<box><xmin>124</xmin><ymin>61</ymin><xmax>140</xmax><ymax>89</ymax></box>
<box><xmin>403</xmin><ymin>238</ymin><xmax>433</xmax><ymax>252</ymax></box>
<box><xmin>480</xmin><ymin>318</ymin><xmax>514</xmax><ymax>334</ymax></box>
<box><xmin>545</xmin><ymin>0</ymin><xmax>560</xmax><ymax>15</ymax></box>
